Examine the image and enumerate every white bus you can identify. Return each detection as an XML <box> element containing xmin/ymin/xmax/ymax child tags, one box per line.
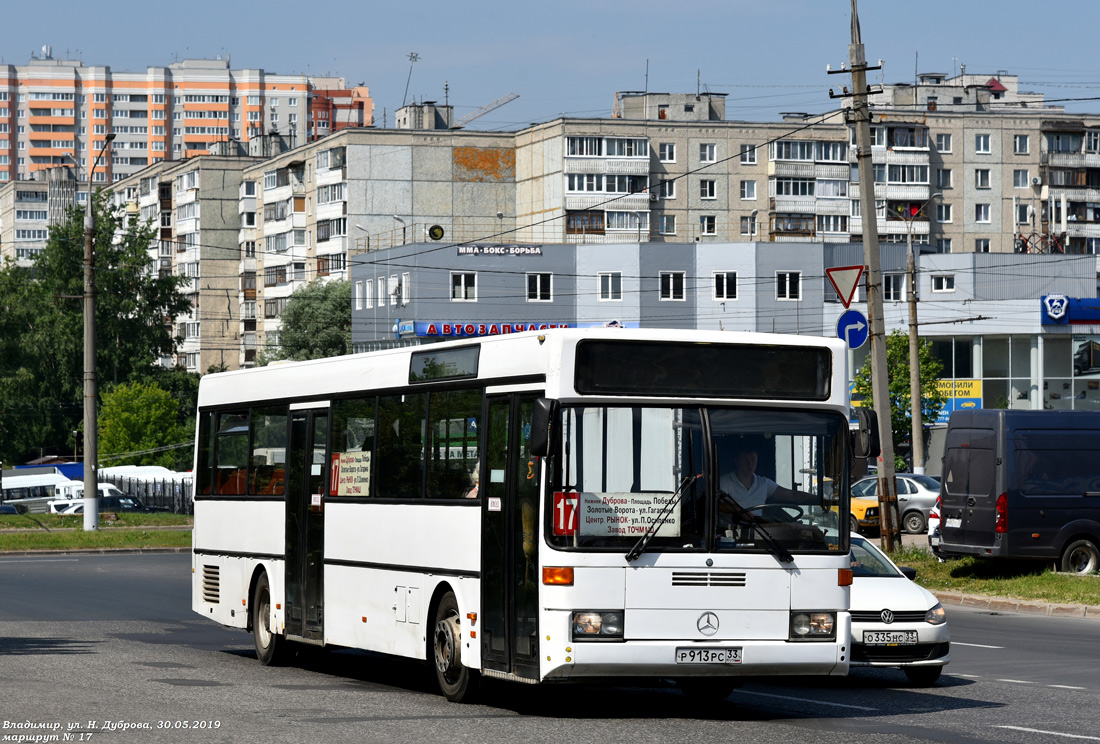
<box><xmin>191</xmin><ymin>328</ymin><xmax>872</xmax><ymax>701</ymax></box>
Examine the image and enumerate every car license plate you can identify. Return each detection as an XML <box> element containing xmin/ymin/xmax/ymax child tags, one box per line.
<box><xmin>945</xmin><ymin>517</ymin><xmax>962</xmax><ymax>528</ymax></box>
<box><xmin>675</xmin><ymin>647</ymin><xmax>742</xmax><ymax>664</ymax></box>
<box><xmin>929</xmin><ymin>533</ymin><xmax>941</xmax><ymax>547</ymax></box>
<box><xmin>863</xmin><ymin>630</ymin><xmax>917</xmax><ymax>645</ymax></box>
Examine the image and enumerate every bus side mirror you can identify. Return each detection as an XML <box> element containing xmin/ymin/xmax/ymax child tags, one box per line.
<box><xmin>852</xmin><ymin>408</ymin><xmax>880</xmax><ymax>460</ymax></box>
<box><xmin>530</xmin><ymin>398</ymin><xmax>560</xmax><ymax>457</ymax></box>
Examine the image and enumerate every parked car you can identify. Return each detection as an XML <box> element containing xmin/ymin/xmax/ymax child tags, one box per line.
<box><xmin>849</xmin><ymin>533</ymin><xmax>951</xmax><ymax>686</ymax></box>
<box><xmin>850</xmin><ymin>495</ymin><xmax>880</xmax><ymax>534</ymax></box>
<box><xmin>851</xmin><ymin>474</ymin><xmax>941</xmax><ymax>535</ymax></box>
<box><xmin>0</xmin><ymin>503</ymin><xmax>19</xmax><ymax>515</ymax></box>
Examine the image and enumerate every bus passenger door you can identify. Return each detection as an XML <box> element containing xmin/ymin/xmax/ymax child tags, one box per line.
<box><xmin>285</xmin><ymin>407</ymin><xmax>329</xmax><ymax>642</ymax></box>
<box><xmin>481</xmin><ymin>394</ymin><xmax>541</xmax><ymax>680</ymax></box>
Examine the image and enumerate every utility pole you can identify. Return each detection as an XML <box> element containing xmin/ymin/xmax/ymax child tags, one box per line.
<box><xmin>831</xmin><ymin>0</ymin><xmax>899</xmax><ymax>550</ymax></box>
<box><xmin>83</xmin><ymin>133</ymin><xmax>115</xmax><ymax>532</ymax></box>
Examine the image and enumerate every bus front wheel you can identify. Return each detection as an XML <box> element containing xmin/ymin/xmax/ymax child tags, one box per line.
<box><xmin>679</xmin><ymin>677</ymin><xmax>741</xmax><ymax>702</ymax></box>
<box><xmin>432</xmin><ymin>591</ymin><xmax>477</xmax><ymax>702</ymax></box>
<box><xmin>252</xmin><ymin>572</ymin><xmax>287</xmax><ymax>666</ymax></box>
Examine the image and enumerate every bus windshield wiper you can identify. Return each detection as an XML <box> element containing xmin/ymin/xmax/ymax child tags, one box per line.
<box><xmin>626</xmin><ymin>474</ymin><xmax>701</xmax><ymax>562</ymax></box>
<box><xmin>720</xmin><ymin>493</ymin><xmax>794</xmax><ymax>564</ymax></box>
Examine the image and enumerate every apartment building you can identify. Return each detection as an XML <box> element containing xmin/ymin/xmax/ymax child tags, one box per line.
<box><xmin>0</xmin><ymin>164</ymin><xmax>78</xmax><ymax>264</ymax></box>
<box><xmin>113</xmin><ymin>155</ymin><xmax>264</xmax><ymax>373</ymax></box>
<box><xmin>0</xmin><ymin>50</ymin><xmax>371</xmax><ymax>186</ymax></box>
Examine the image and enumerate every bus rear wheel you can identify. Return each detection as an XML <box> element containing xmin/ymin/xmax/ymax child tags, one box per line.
<box><xmin>432</xmin><ymin>591</ymin><xmax>477</xmax><ymax>702</ymax></box>
<box><xmin>252</xmin><ymin>572</ymin><xmax>287</xmax><ymax>666</ymax></box>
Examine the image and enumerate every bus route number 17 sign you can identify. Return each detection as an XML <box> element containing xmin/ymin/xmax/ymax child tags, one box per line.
<box><xmin>553</xmin><ymin>491</ymin><xmax>579</xmax><ymax>535</ymax></box>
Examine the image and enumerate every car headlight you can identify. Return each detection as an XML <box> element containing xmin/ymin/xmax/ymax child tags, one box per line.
<box><xmin>924</xmin><ymin>603</ymin><xmax>947</xmax><ymax>625</ymax></box>
<box><xmin>789</xmin><ymin>611</ymin><xmax>836</xmax><ymax>641</ymax></box>
<box><xmin>572</xmin><ymin>611</ymin><xmax>624</xmax><ymax>640</ymax></box>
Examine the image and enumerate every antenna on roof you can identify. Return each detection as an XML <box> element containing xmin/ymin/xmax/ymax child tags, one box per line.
<box><xmin>402</xmin><ymin>52</ymin><xmax>420</xmax><ymax>107</ymax></box>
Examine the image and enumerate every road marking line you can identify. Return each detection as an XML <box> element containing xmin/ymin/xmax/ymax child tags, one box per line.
<box><xmin>953</xmin><ymin>641</ymin><xmax>1005</xmax><ymax>649</ymax></box>
<box><xmin>954</xmin><ymin>673</ymin><xmax>981</xmax><ymax>678</ymax></box>
<box><xmin>1048</xmin><ymin>685</ymin><xmax>1087</xmax><ymax>690</ymax></box>
<box><xmin>996</xmin><ymin>726</ymin><xmax>1100</xmax><ymax>741</ymax></box>
<box><xmin>736</xmin><ymin>689</ymin><xmax>877</xmax><ymax>711</ymax></box>
<box><xmin>996</xmin><ymin>679</ymin><xmax>1034</xmax><ymax>684</ymax></box>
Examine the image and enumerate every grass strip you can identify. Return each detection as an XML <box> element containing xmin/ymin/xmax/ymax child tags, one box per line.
<box><xmin>0</xmin><ymin>528</ymin><xmax>192</xmax><ymax>552</ymax></box>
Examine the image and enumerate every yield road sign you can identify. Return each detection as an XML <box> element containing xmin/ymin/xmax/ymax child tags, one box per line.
<box><xmin>837</xmin><ymin>309</ymin><xmax>869</xmax><ymax>350</ymax></box>
<box><xmin>826</xmin><ymin>265</ymin><xmax>864</xmax><ymax>309</ymax></box>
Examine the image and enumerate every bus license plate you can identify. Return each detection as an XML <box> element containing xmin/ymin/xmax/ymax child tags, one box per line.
<box><xmin>863</xmin><ymin>630</ymin><xmax>917</xmax><ymax>645</ymax></box>
<box><xmin>675</xmin><ymin>647</ymin><xmax>742</xmax><ymax>664</ymax></box>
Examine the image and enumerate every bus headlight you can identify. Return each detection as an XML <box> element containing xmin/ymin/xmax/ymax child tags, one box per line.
<box><xmin>789</xmin><ymin>612</ymin><xmax>836</xmax><ymax>641</ymax></box>
<box><xmin>572</xmin><ymin>611</ymin><xmax>624</xmax><ymax>640</ymax></box>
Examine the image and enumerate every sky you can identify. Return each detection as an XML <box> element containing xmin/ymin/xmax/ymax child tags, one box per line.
<box><xmin>4</xmin><ymin>1</ymin><xmax>1099</xmax><ymax>130</ymax></box>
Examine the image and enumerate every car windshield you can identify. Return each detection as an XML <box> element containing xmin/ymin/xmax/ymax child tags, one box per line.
<box><xmin>850</xmin><ymin>537</ymin><xmax>902</xmax><ymax>578</ymax></box>
<box><xmin>547</xmin><ymin>405</ymin><xmax>850</xmax><ymax>556</ymax></box>
<box><xmin>852</xmin><ymin>478</ymin><xmax>877</xmax><ymax>497</ymax></box>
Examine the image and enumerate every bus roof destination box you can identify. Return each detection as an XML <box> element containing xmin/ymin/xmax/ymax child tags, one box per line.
<box><xmin>938</xmin><ymin>409</ymin><xmax>1100</xmax><ymax>574</ymax></box>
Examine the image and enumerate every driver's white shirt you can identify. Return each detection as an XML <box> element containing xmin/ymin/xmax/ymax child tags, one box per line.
<box><xmin>722</xmin><ymin>472</ymin><xmax>779</xmax><ymax>509</ymax></box>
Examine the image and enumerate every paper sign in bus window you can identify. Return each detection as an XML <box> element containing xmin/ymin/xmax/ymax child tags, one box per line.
<box><xmin>330</xmin><ymin>450</ymin><xmax>372</xmax><ymax>496</ymax></box>
<box><xmin>577</xmin><ymin>492</ymin><xmax>680</xmax><ymax>538</ymax></box>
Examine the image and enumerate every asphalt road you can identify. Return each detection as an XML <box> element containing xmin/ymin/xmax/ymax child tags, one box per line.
<box><xmin>2</xmin><ymin>553</ymin><xmax>1099</xmax><ymax>744</ymax></box>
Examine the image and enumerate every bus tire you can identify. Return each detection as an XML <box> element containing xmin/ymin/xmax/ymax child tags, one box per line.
<box><xmin>252</xmin><ymin>572</ymin><xmax>287</xmax><ymax>666</ymax></box>
<box><xmin>432</xmin><ymin>591</ymin><xmax>477</xmax><ymax>702</ymax></box>
<box><xmin>903</xmin><ymin>510</ymin><xmax>926</xmax><ymax>535</ymax></box>
<box><xmin>1060</xmin><ymin>539</ymin><xmax>1100</xmax><ymax>575</ymax></box>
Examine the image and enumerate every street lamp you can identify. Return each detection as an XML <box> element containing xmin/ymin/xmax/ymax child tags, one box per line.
<box><xmin>393</xmin><ymin>215</ymin><xmax>406</xmax><ymax>246</ymax></box>
<box><xmin>83</xmin><ymin>132</ymin><xmax>116</xmax><ymax>532</ymax></box>
<box><xmin>901</xmin><ymin>191</ymin><xmax>941</xmax><ymax>476</ymax></box>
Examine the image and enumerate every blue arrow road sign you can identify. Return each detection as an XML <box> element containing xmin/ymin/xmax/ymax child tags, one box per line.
<box><xmin>837</xmin><ymin>309</ymin><xmax>869</xmax><ymax>350</ymax></box>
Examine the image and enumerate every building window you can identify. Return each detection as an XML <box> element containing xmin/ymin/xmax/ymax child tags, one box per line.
<box><xmin>935</xmin><ymin>133</ymin><xmax>952</xmax><ymax>152</ymax></box>
<box><xmin>932</xmin><ymin>275</ymin><xmax>956</xmax><ymax>292</ymax></box>
<box><xmin>659</xmin><ymin>271</ymin><xmax>685</xmax><ymax>301</ymax></box>
<box><xmin>776</xmin><ymin>271</ymin><xmax>800</xmax><ymax>301</ymax></box>
<box><xmin>566</xmin><ymin>210</ymin><xmax>603</xmax><ymax>235</ymax></box>
<box><xmin>700</xmin><ymin>179</ymin><xmax>716</xmax><ymax>199</ymax></box>
<box><xmin>659</xmin><ymin>214</ymin><xmax>676</xmax><ymax>235</ymax></box>
<box><xmin>975</xmin><ymin>169</ymin><xmax>990</xmax><ymax>189</ymax></box>
<box><xmin>659</xmin><ymin>143</ymin><xmax>675</xmax><ymax>162</ymax></box>
<box><xmin>975</xmin><ymin>133</ymin><xmax>991</xmax><ymax>154</ymax></box>
<box><xmin>975</xmin><ymin>203</ymin><xmax>991</xmax><ymax>223</ymax></box>
<box><xmin>713</xmin><ymin>271</ymin><xmax>737</xmax><ymax>300</ymax></box>
<box><xmin>975</xmin><ymin>238</ymin><xmax>991</xmax><ymax>253</ymax></box>
<box><xmin>1013</xmin><ymin>169</ymin><xmax>1029</xmax><ymax>188</ymax></box>
<box><xmin>740</xmin><ymin>144</ymin><xmax>756</xmax><ymax>164</ymax></box>
<box><xmin>936</xmin><ymin>203</ymin><xmax>952</xmax><ymax>223</ymax></box>
<box><xmin>740</xmin><ymin>180</ymin><xmax>756</xmax><ymax>200</ymax></box>
<box><xmin>740</xmin><ymin>215</ymin><xmax>757</xmax><ymax>236</ymax></box>
<box><xmin>883</xmin><ymin>273</ymin><xmax>905</xmax><ymax>301</ymax></box>
<box><xmin>451</xmin><ymin>272</ymin><xmax>476</xmax><ymax>301</ymax></box>
<box><xmin>658</xmin><ymin>178</ymin><xmax>675</xmax><ymax>200</ymax></box>
<box><xmin>1014</xmin><ymin>134</ymin><xmax>1029</xmax><ymax>154</ymax></box>
<box><xmin>937</xmin><ymin>168</ymin><xmax>952</xmax><ymax>189</ymax></box>
<box><xmin>699</xmin><ymin>215</ymin><xmax>716</xmax><ymax>235</ymax></box>
<box><xmin>817</xmin><ymin>214</ymin><xmax>848</xmax><ymax>233</ymax></box>
<box><xmin>936</xmin><ymin>238</ymin><xmax>952</xmax><ymax>253</ymax></box>
<box><xmin>598</xmin><ymin>272</ymin><xmax>622</xmax><ymax>301</ymax></box>
<box><xmin>526</xmin><ymin>272</ymin><xmax>552</xmax><ymax>302</ymax></box>
<box><xmin>1017</xmin><ymin>203</ymin><xmax>1030</xmax><ymax>225</ymax></box>
<box><xmin>699</xmin><ymin>143</ymin><xmax>715</xmax><ymax>163</ymax></box>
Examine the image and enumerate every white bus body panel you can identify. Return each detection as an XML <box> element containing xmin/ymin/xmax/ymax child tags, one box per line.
<box><xmin>323</xmin><ymin>502</ymin><xmax>481</xmax><ymax>663</ymax></box>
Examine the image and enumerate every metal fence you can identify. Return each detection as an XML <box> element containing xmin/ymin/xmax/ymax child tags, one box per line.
<box><xmin>103</xmin><ymin>476</ymin><xmax>194</xmax><ymax>515</ymax></box>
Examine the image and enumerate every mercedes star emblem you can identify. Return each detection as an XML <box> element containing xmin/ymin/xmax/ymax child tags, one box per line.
<box><xmin>697</xmin><ymin>612</ymin><xmax>719</xmax><ymax>636</ymax></box>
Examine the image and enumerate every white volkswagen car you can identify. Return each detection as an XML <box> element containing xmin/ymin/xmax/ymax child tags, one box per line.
<box><xmin>849</xmin><ymin>534</ymin><xmax>950</xmax><ymax>686</ymax></box>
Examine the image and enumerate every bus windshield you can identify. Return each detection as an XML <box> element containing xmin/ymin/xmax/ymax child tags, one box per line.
<box><xmin>548</xmin><ymin>406</ymin><xmax>849</xmax><ymax>555</ymax></box>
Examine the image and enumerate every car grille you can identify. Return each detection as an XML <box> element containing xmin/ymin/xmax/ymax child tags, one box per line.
<box><xmin>851</xmin><ymin>642</ymin><xmax>950</xmax><ymax>663</ymax></box>
<box><xmin>851</xmin><ymin>610</ymin><xmax>928</xmax><ymax>623</ymax></box>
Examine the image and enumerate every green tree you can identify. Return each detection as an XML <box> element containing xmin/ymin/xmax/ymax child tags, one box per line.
<box><xmin>260</xmin><ymin>279</ymin><xmax>351</xmax><ymax>364</ymax></box>
<box><xmin>0</xmin><ymin>191</ymin><xmax>190</xmax><ymax>466</ymax></box>
<box><xmin>99</xmin><ymin>381</ymin><xmax>191</xmax><ymax>469</ymax></box>
<box><xmin>852</xmin><ymin>329</ymin><xmax>947</xmax><ymax>467</ymax></box>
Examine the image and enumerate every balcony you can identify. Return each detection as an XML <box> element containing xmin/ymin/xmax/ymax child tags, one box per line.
<box><xmin>563</xmin><ymin>157</ymin><xmax>650</xmax><ymax>175</ymax></box>
<box><xmin>1066</xmin><ymin>221</ymin><xmax>1100</xmax><ymax>238</ymax></box>
<box><xmin>770</xmin><ymin>196</ymin><xmax>817</xmax><ymax>213</ymax></box>
<box><xmin>565</xmin><ymin>193</ymin><xmax>649</xmax><ymax>211</ymax></box>
<box><xmin>769</xmin><ymin>161</ymin><xmax>816</xmax><ymax>178</ymax></box>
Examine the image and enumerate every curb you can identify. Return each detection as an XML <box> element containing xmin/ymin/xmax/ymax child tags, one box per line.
<box><xmin>0</xmin><ymin>547</ymin><xmax>190</xmax><ymax>557</ymax></box>
<box><xmin>934</xmin><ymin>590</ymin><xmax>1100</xmax><ymax>621</ymax></box>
